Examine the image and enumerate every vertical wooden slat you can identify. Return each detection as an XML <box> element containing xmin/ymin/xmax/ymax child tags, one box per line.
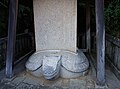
<box><xmin>86</xmin><ymin>0</ymin><xmax>91</xmax><ymax>52</ymax></box>
<box><xmin>95</xmin><ymin>0</ymin><xmax>105</xmax><ymax>86</ymax></box>
<box><xmin>6</xmin><ymin>0</ymin><xmax>18</xmax><ymax>78</ymax></box>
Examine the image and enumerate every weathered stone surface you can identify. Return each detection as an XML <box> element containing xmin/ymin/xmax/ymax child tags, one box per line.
<box><xmin>23</xmin><ymin>76</ymin><xmax>40</xmax><ymax>86</ymax></box>
<box><xmin>60</xmin><ymin>67</ymin><xmax>87</xmax><ymax>78</ymax></box>
<box><xmin>15</xmin><ymin>83</ymin><xmax>30</xmax><ymax>89</ymax></box>
<box><xmin>11</xmin><ymin>76</ymin><xmax>25</xmax><ymax>85</ymax></box>
<box><xmin>25</xmin><ymin>52</ymin><xmax>43</xmax><ymax>71</ymax></box>
<box><xmin>69</xmin><ymin>79</ymin><xmax>86</xmax><ymax>89</ymax></box>
<box><xmin>33</xmin><ymin>0</ymin><xmax>77</xmax><ymax>52</ymax></box>
<box><xmin>43</xmin><ymin>56</ymin><xmax>61</xmax><ymax>75</ymax></box>
<box><xmin>26</xmin><ymin>50</ymin><xmax>89</xmax><ymax>79</ymax></box>
<box><xmin>43</xmin><ymin>55</ymin><xmax>61</xmax><ymax>79</ymax></box>
<box><xmin>27</xmin><ymin>67</ymin><xmax>43</xmax><ymax>77</ymax></box>
<box><xmin>61</xmin><ymin>50</ymin><xmax>89</xmax><ymax>73</ymax></box>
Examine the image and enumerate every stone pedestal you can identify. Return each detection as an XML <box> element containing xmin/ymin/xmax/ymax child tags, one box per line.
<box><xmin>26</xmin><ymin>0</ymin><xmax>89</xmax><ymax>79</ymax></box>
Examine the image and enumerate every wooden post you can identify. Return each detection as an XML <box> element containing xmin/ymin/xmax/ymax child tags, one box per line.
<box><xmin>86</xmin><ymin>0</ymin><xmax>91</xmax><ymax>52</ymax></box>
<box><xmin>6</xmin><ymin>0</ymin><xmax>18</xmax><ymax>78</ymax></box>
<box><xmin>95</xmin><ymin>0</ymin><xmax>105</xmax><ymax>86</ymax></box>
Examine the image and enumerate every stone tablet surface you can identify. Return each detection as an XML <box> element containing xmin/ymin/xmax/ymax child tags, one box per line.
<box><xmin>33</xmin><ymin>0</ymin><xmax>77</xmax><ymax>52</ymax></box>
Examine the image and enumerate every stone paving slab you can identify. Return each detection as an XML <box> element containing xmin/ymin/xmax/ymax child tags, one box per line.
<box><xmin>0</xmin><ymin>81</ymin><xmax>15</xmax><ymax>89</ymax></box>
<box><xmin>0</xmin><ymin>69</ymin><xmax>120</xmax><ymax>89</ymax></box>
<box><xmin>0</xmin><ymin>71</ymin><xmax>92</xmax><ymax>89</ymax></box>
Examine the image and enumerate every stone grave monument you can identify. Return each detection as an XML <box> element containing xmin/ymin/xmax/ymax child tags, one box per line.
<box><xmin>26</xmin><ymin>0</ymin><xmax>89</xmax><ymax>79</ymax></box>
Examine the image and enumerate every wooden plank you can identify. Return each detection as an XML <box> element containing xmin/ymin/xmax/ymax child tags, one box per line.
<box><xmin>106</xmin><ymin>34</ymin><xmax>120</xmax><ymax>47</ymax></box>
<box><xmin>95</xmin><ymin>0</ymin><xmax>105</xmax><ymax>86</ymax></box>
<box><xmin>6</xmin><ymin>0</ymin><xmax>18</xmax><ymax>78</ymax></box>
<box><xmin>86</xmin><ymin>0</ymin><xmax>91</xmax><ymax>52</ymax></box>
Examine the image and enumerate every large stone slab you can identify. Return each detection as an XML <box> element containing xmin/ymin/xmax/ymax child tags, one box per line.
<box><xmin>33</xmin><ymin>0</ymin><xmax>77</xmax><ymax>52</ymax></box>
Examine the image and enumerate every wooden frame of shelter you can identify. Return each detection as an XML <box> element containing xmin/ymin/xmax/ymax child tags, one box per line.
<box><xmin>5</xmin><ymin>0</ymin><xmax>105</xmax><ymax>86</ymax></box>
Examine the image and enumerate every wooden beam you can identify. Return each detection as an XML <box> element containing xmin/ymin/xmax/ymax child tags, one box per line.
<box><xmin>106</xmin><ymin>34</ymin><xmax>120</xmax><ymax>47</ymax></box>
<box><xmin>95</xmin><ymin>0</ymin><xmax>105</xmax><ymax>86</ymax></box>
<box><xmin>6</xmin><ymin>0</ymin><xmax>18</xmax><ymax>78</ymax></box>
<box><xmin>86</xmin><ymin>0</ymin><xmax>91</xmax><ymax>52</ymax></box>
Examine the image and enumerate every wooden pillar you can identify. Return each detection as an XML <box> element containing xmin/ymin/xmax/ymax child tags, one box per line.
<box><xmin>95</xmin><ymin>0</ymin><xmax>105</xmax><ymax>86</ymax></box>
<box><xmin>6</xmin><ymin>0</ymin><xmax>18</xmax><ymax>78</ymax></box>
<box><xmin>86</xmin><ymin>0</ymin><xmax>91</xmax><ymax>52</ymax></box>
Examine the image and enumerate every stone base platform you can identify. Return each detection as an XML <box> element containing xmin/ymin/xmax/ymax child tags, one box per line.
<box><xmin>25</xmin><ymin>49</ymin><xmax>89</xmax><ymax>79</ymax></box>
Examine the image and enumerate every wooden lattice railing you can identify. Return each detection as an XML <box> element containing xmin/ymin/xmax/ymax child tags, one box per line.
<box><xmin>89</xmin><ymin>33</ymin><xmax>120</xmax><ymax>80</ymax></box>
<box><xmin>0</xmin><ymin>32</ymin><xmax>35</xmax><ymax>70</ymax></box>
<box><xmin>106</xmin><ymin>34</ymin><xmax>120</xmax><ymax>80</ymax></box>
